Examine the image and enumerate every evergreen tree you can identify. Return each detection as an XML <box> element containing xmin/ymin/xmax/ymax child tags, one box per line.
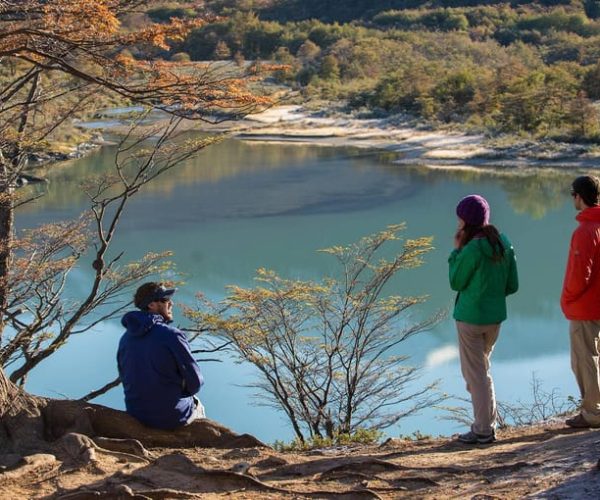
<box><xmin>214</xmin><ymin>40</ymin><xmax>233</xmax><ymax>60</ymax></box>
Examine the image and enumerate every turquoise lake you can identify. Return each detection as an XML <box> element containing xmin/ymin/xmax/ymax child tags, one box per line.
<box><xmin>16</xmin><ymin>138</ymin><xmax>583</xmax><ymax>442</ymax></box>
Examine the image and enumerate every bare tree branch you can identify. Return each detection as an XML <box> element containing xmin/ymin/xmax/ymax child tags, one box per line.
<box><xmin>79</xmin><ymin>376</ymin><xmax>121</xmax><ymax>402</ymax></box>
<box><xmin>187</xmin><ymin>226</ymin><xmax>446</xmax><ymax>441</ymax></box>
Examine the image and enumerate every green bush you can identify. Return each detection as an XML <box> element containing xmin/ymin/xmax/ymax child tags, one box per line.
<box><xmin>170</xmin><ymin>52</ymin><xmax>191</xmax><ymax>62</ymax></box>
<box><xmin>516</xmin><ymin>11</ymin><xmax>600</xmax><ymax>37</ymax></box>
<box><xmin>147</xmin><ymin>6</ymin><xmax>196</xmax><ymax>23</ymax></box>
<box><xmin>273</xmin><ymin>427</ymin><xmax>384</xmax><ymax>451</ymax></box>
<box><xmin>373</xmin><ymin>9</ymin><xmax>469</xmax><ymax>31</ymax></box>
<box><xmin>583</xmin><ymin>62</ymin><xmax>600</xmax><ymax>98</ymax></box>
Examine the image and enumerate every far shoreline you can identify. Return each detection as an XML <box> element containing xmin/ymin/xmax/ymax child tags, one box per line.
<box><xmin>233</xmin><ymin>105</ymin><xmax>600</xmax><ymax>172</ymax></box>
<box><xmin>63</xmin><ymin>104</ymin><xmax>600</xmax><ymax>177</ymax></box>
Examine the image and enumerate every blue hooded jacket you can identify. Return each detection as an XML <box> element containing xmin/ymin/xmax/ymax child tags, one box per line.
<box><xmin>117</xmin><ymin>310</ymin><xmax>203</xmax><ymax>429</ymax></box>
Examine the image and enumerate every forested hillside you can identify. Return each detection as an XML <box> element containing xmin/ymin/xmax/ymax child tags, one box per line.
<box><xmin>260</xmin><ymin>0</ymin><xmax>596</xmax><ymax>23</ymax></box>
<box><xmin>145</xmin><ymin>1</ymin><xmax>600</xmax><ymax>139</ymax></box>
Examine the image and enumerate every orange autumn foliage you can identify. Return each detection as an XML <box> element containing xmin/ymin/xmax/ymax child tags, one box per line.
<box><xmin>0</xmin><ymin>0</ymin><xmax>271</xmax><ymax>115</ymax></box>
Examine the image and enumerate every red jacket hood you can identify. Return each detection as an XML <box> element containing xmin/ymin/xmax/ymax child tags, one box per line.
<box><xmin>576</xmin><ymin>206</ymin><xmax>600</xmax><ymax>223</ymax></box>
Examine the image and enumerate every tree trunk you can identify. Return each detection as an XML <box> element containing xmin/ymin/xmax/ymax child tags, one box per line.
<box><xmin>0</xmin><ymin>368</ymin><xmax>47</xmax><ymax>453</ymax></box>
<box><xmin>0</xmin><ymin>150</ymin><xmax>14</xmax><ymax>339</ymax></box>
<box><xmin>0</xmin><ymin>367</ymin><xmax>16</xmax><ymax>410</ymax></box>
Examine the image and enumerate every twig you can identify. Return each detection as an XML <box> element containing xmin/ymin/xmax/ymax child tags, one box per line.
<box><xmin>79</xmin><ymin>376</ymin><xmax>121</xmax><ymax>402</ymax></box>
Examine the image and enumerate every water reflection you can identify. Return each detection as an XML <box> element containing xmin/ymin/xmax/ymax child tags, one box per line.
<box><xmin>24</xmin><ymin>138</ymin><xmax>584</xmax><ymax>222</ymax></box>
<box><xmin>384</xmin><ymin>159</ymin><xmax>583</xmax><ymax>220</ymax></box>
<box><xmin>23</xmin><ymin>140</ymin><xmax>364</xmax><ymax>212</ymax></box>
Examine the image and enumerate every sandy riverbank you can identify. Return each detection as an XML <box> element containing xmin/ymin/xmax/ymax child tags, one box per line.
<box><xmin>233</xmin><ymin>105</ymin><xmax>600</xmax><ymax>171</ymax></box>
<box><xmin>91</xmin><ymin>104</ymin><xmax>600</xmax><ymax>173</ymax></box>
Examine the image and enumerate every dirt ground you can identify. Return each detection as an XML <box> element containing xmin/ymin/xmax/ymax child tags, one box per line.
<box><xmin>1</xmin><ymin>420</ymin><xmax>598</xmax><ymax>499</ymax></box>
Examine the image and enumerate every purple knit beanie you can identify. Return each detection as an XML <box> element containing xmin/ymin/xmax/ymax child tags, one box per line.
<box><xmin>456</xmin><ymin>195</ymin><xmax>490</xmax><ymax>227</ymax></box>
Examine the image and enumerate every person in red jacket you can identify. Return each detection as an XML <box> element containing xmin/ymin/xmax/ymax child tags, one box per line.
<box><xmin>561</xmin><ymin>175</ymin><xmax>600</xmax><ymax>428</ymax></box>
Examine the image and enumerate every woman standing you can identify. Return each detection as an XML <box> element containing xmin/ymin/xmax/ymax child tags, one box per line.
<box><xmin>449</xmin><ymin>194</ymin><xmax>519</xmax><ymax>444</ymax></box>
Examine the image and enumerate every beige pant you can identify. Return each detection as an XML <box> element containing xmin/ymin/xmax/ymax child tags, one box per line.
<box><xmin>569</xmin><ymin>320</ymin><xmax>600</xmax><ymax>425</ymax></box>
<box><xmin>456</xmin><ymin>321</ymin><xmax>500</xmax><ymax>435</ymax></box>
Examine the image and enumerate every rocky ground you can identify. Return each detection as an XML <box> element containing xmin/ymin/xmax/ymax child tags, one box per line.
<box><xmin>1</xmin><ymin>420</ymin><xmax>598</xmax><ymax>499</ymax></box>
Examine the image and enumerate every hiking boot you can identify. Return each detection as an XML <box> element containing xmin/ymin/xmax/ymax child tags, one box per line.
<box><xmin>456</xmin><ymin>430</ymin><xmax>496</xmax><ymax>444</ymax></box>
<box><xmin>565</xmin><ymin>414</ymin><xmax>594</xmax><ymax>429</ymax></box>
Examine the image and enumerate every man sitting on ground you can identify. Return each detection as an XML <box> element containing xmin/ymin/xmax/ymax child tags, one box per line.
<box><xmin>117</xmin><ymin>282</ymin><xmax>205</xmax><ymax>429</ymax></box>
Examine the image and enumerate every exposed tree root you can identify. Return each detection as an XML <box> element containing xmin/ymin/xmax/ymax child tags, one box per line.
<box><xmin>93</xmin><ymin>437</ymin><xmax>151</xmax><ymax>459</ymax></box>
<box><xmin>0</xmin><ymin>453</ymin><xmax>58</xmax><ymax>481</ymax></box>
<box><xmin>264</xmin><ymin>456</ymin><xmax>408</xmax><ymax>478</ymax></box>
<box><xmin>56</xmin><ymin>484</ymin><xmax>199</xmax><ymax>499</ymax></box>
<box><xmin>51</xmin><ymin>449</ymin><xmax>386</xmax><ymax>500</ymax></box>
<box><xmin>44</xmin><ymin>400</ymin><xmax>267</xmax><ymax>449</ymax></box>
<box><xmin>126</xmin><ymin>452</ymin><xmax>384</xmax><ymax>498</ymax></box>
<box><xmin>60</xmin><ymin>433</ymin><xmax>151</xmax><ymax>466</ymax></box>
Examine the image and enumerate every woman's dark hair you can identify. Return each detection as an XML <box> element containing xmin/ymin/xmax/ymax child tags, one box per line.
<box><xmin>458</xmin><ymin>223</ymin><xmax>505</xmax><ymax>261</ymax></box>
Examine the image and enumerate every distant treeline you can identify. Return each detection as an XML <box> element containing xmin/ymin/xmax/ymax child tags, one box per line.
<box><xmin>189</xmin><ymin>1</ymin><xmax>599</xmax><ymax>24</ymax></box>
<box><xmin>259</xmin><ymin>0</ymin><xmax>597</xmax><ymax>23</ymax></box>
<box><xmin>142</xmin><ymin>1</ymin><xmax>600</xmax><ymax>140</ymax></box>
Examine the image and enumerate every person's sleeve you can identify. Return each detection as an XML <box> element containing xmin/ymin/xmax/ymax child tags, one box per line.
<box><xmin>448</xmin><ymin>246</ymin><xmax>478</xmax><ymax>291</ymax></box>
<box><xmin>562</xmin><ymin>229</ymin><xmax>596</xmax><ymax>303</ymax></box>
<box><xmin>506</xmin><ymin>246</ymin><xmax>519</xmax><ymax>296</ymax></box>
<box><xmin>116</xmin><ymin>344</ymin><xmax>124</xmax><ymax>377</ymax></box>
<box><xmin>169</xmin><ymin>328</ymin><xmax>204</xmax><ymax>396</ymax></box>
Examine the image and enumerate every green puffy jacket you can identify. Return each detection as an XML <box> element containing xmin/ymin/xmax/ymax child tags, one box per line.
<box><xmin>448</xmin><ymin>234</ymin><xmax>519</xmax><ymax>325</ymax></box>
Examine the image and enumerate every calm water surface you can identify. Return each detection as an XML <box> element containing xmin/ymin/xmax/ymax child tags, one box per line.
<box><xmin>17</xmin><ymin>139</ymin><xmax>583</xmax><ymax>441</ymax></box>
